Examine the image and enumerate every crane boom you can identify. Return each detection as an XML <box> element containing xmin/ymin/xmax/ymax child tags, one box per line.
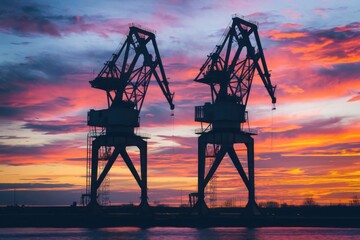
<box><xmin>90</xmin><ymin>26</ymin><xmax>174</xmax><ymax>111</ymax></box>
<box><xmin>195</xmin><ymin>17</ymin><xmax>276</xmax><ymax>109</ymax></box>
<box><xmin>88</xmin><ymin>26</ymin><xmax>175</xmax><ymax>135</ymax></box>
<box><xmin>253</xmin><ymin>27</ymin><xmax>276</xmax><ymax>104</ymax></box>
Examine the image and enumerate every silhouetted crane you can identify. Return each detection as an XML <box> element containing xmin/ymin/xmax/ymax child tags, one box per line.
<box><xmin>86</xmin><ymin>25</ymin><xmax>174</xmax><ymax>207</ymax></box>
<box><xmin>194</xmin><ymin>17</ymin><xmax>276</xmax><ymax>214</ymax></box>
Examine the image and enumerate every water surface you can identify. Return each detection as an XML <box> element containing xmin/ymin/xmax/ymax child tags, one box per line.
<box><xmin>1</xmin><ymin>227</ymin><xmax>360</xmax><ymax>240</ymax></box>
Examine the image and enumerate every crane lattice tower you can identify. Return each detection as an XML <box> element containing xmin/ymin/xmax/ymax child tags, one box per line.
<box><xmin>86</xmin><ymin>25</ymin><xmax>174</xmax><ymax>208</ymax></box>
<box><xmin>194</xmin><ymin>17</ymin><xmax>276</xmax><ymax>214</ymax></box>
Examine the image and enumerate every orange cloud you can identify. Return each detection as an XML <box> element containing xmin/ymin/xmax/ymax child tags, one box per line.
<box><xmin>268</xmin><ymin>30</ymin><xmax>308</xmax><ymax>40</ymax></box>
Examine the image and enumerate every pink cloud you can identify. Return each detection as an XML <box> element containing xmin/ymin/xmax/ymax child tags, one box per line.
<box><xmin>259</xmin><ymin>22</ymin><xmax>360</xmax><ymax>104</ymax></box>
<box><xmin>0</xmin><ymin>16</ymin><xmax>61</xmax><ymax>37</ymax></box>
<box><xmin>280</xmin><ymin>23</ymin><xmax>304</xmax><ymax>29</ymax></box>
<box><xmin>347</xmin><ymin>94</ymin><xmax>360</xmax><ymax>102</ymax></box>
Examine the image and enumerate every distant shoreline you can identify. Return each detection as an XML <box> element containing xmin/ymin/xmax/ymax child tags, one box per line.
<box><xmin>1</xmin><ymin>205</ymin><xmax>360</xmax><ymax>228</ymax></box>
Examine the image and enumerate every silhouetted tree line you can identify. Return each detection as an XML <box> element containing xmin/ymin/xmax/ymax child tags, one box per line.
<box><xmin>257</xmin><ymin>195</ymin><xmax>360</xmax><ymax>208</ymax></box>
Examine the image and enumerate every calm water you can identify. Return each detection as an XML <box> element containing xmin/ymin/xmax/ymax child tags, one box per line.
<box><xmin>0</xmin><ymin>227</ymin><xmax>360</xmax><ymax>240</ymax></box>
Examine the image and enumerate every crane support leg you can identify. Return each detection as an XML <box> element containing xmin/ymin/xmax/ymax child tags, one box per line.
<box><xmin>96</xmin><ymin>148</ymin><xmax>120</xmax><ymax>189</ymax></box>
<box><xmin>88</xmin><ymin>136</ymin><xmax>149</xmax><ymax>208</ymax></box>
<box><xmin>90</xmin><ymin>141</ymin><xmax>100</xmax><ymax>206</ymax></box>
<box><xmin>139</xmin><ymin>141</ymin><xmax>148</xmax><ymax>207</ymax></box>
<box><xmin>245</xmin><ymin>138</ymin><xmax>259</xmax><ymax>214</ymax></box>
<box><xmin>195</xmin><ymin>135</ymin><xmax>207</xmax><ymax>212</ymax></box>
<box><xmin>228</xmin><ymin>147</ymin><xmax>250</xmax><ymax>190</ymax></box>
<box><xmin>204</xmin><ymin>146</ymin><xmax>227</xmax><ymax>187</ymax></box>
<box><xmin>195</xmin><ymin>132</ymin><xmax>259</xmax><ymax>215</ymax></box>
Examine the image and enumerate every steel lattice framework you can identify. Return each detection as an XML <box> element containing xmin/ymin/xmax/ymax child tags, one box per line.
<box><xmin>195</xmin><ymin>17</ymin><xmax>276</xmax><ymax>111</ymax></box>
<box><xmin>194</xmin><ymin>17</ymin><xmax>276</xmax><ymax>214</ymax></box>
<box><xmin>86</xmin><ymin>26</ymin><xmax>174</xmax><ymax>208</ymax></box>
<box><xmin>91</xmin><ymin>26</ymin><xmax>174</xmax><ymax>111</ymax></box>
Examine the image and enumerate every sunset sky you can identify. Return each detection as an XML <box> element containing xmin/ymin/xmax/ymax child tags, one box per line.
<box><xmin>0</xmin><ymin>0</ymin><xmax>359</xmax><ymax>207</ymax></box>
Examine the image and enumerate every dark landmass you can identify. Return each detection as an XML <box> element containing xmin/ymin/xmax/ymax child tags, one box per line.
<box><xmin>1</xmin><ymin>205</ymin><xmax>360</xmax><ymax>228</ymax></box>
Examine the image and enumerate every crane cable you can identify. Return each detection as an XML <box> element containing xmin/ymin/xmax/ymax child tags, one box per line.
<box><xmin>171</xmin><ymin>109</ymin><xmax>175</xmax><ymax>155</ymax></box>
<box><xmin>271</xmin><ymin>103</ymin><xmax>276</xmax><ymax>152</ymax></box>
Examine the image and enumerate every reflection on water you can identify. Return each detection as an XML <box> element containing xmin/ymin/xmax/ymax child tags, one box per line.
<box><xmin>1</xmin><ymin>227</ymin><xmax>360</xmax><ymax>240</ymax></box>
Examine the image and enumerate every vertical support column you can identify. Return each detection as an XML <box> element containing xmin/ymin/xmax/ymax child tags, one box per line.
<box><xmin>90</xmin><ymin>139</ymin><xmax>100</xmax><ymax>206</ymax></box>
<box><xmin>245</xmin><ymin>136</ymin><xmax>259</xmax><ymax>214</ymax></box>
<box><xmin>139</xmin><ymin>139</ymin><xmax>149</xmax><ymax>207</ymax></box>
<box><xmin>196</xmin><ymin>134</ymin><xmax>207</xmax><ymax>211</ymax></box>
